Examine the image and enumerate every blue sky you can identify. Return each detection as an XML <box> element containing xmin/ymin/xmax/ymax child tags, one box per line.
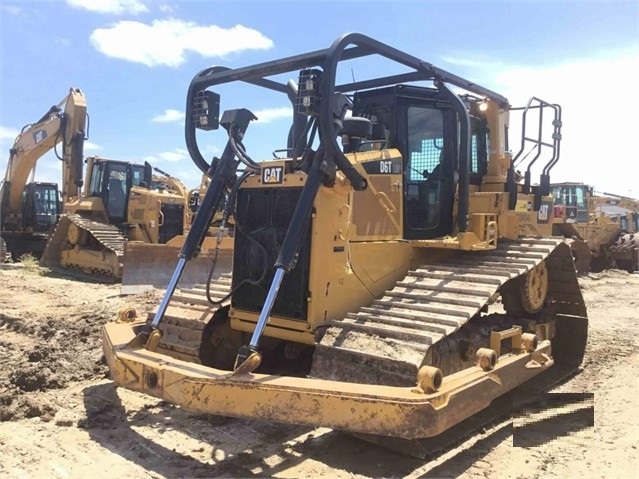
<box><xmin>1</xmin><ymin>0</ymin><xmax>638</xmax><ymax>196</ymax></box>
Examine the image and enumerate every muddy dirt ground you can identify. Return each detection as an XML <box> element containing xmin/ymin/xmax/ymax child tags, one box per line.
<box><xmin>0</xmin><ymin>262</ymin><xmax>637</xmax><ymax>479</ymax></box>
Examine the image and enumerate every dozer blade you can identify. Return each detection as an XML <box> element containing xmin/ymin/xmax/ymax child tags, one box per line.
<box><xmin>120</xmin><ymin>237</ymin><xmax>233</xmax><ymax>294</ymax></box>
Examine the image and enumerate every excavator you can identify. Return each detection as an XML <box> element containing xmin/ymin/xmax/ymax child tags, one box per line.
<box><xmin>102</xmin><ymin>34</ymin><xmax>587</xmax><ymax>455</ymax></box>
<box><xmin>0</xmin><ymin>88</ymin><xmax>87</xmax><ymax>261</ymax></box>
<box><xmin>551</xmin><ymin>182</ymin><xmax>639</xmax><ymax>273</ymax></box>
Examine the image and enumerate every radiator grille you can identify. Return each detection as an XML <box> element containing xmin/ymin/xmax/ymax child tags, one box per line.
<box><xmin>159</xmin><ymin>203</ymin><xmax>184</xmax><ymax>243</ymax></box>
<box><xmin>232</xmin><ymin>187</ymin><xmax>311</xmax><ymax>321</ymax></box>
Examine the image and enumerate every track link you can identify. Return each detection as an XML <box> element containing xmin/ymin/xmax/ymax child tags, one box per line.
<box><xmin>310</xmin><ymin>237</ymin><xmax>587</xmax><ymax>386</ymax></box>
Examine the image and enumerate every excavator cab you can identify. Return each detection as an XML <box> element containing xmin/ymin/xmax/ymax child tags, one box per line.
<box><xmin>22</xmin><ymin>182</ymin><xmax>60</xmax><ymax>232</ymax></box>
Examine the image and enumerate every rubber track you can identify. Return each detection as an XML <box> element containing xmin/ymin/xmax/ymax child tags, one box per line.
<box><xmin>40</xmin><ymin>214</ymin><xmax>127</xmax><ymax>271</ymax></box>
<box><xmin>310</xmin><ymin>237</ymin><xmax>586</xmax><ymax>385</ymax></box>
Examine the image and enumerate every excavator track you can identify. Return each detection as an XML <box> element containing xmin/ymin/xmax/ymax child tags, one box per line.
<box><xmin>311</xmin><ymin>237</ymin><xmax>587</xmax><ymax>386</ymax></box>
<box><xmin>608</xmin><ymin>232</ymin><xmax>638</xmax><ymax>273</ymax></box>
<box><xmin>40</xmin><ymin>214</ymin><xmax>127</xmax><ymax>278</ymax></box>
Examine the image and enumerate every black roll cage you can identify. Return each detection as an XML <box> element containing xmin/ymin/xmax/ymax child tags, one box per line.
<box><xmin>185</xmin><ymin>32</ymin><xmax>512</xmax><ymax>232</ymax></box>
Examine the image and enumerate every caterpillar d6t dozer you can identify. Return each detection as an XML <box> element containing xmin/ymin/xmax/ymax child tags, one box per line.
<box><xmin>102</xmin><ymin>34</ymin><xmax>587</xmax><ymax>455</ymax></box>
<box><xmin>41</xmin><ymin>156</ymin><xmax>231</xmax><ymax>283</ymax></box>
<box><xmin>120</xmin><ymin>168</ymin><xmax>234</xmax><ymax>292</ymax></box>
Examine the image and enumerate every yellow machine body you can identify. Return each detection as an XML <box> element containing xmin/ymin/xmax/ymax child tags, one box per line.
<box><xmin>0</xmin><ymin>88</ymin><xmax>86</xmax><ymax>260</ymax></box>
<box><xmin>551</xmin><ymin>182</ymin><xmax>639</xmax><ymax>272</ymax></box>
<box><xmin>102</xmin><ymin>33</ymin><xmax>588</xmax><ymax>454</ymax></box>
<box><xmin>40</xmin><ymin>156</ymin><xmax>207</xmax><ymax>280</ymax></box>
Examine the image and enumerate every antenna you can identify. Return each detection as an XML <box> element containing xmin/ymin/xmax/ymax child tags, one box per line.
<box><xmin>351</xmin><ymin>68</ymin><xmax>357</xmax><ymax>95</ymax></box>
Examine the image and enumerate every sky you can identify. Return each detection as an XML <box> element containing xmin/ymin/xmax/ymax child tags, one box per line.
<box><xmin>1</xmin><ymin>0</ymin><xmax>638</xmax><ymax>197</ymax></box>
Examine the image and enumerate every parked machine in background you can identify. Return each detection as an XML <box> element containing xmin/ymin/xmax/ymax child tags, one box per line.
<box><xmin>0</xmin><ymin>88</ymin><xmax>86</xmax><ymax>260</ymax></box>
<box><xmin>40</xmin><ymin>155</ymin><xmax>193</xmax><ymax>279</ymax></box>
<box><xmin>551</xmin><ymin>182</ymin><xmax>638</xmax><ymax>273</ymax></box>
<box><xmin>102</xmin><ymin>34</ymin><xmax>587</xmax><ymax>456</ymax></box>
<box><xmin>119</xmin><ymin>168</ymin><xmax>234</xmax><ymax>292</ymax></box>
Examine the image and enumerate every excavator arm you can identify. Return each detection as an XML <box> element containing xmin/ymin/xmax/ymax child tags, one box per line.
<box><xmin>151</xmin><ymin>166</ymin><xmax>189</xmax><ymax>198</ymax></box>
<box><xmin>0</xmin><ymin>88</ymin><xmax>87</xmax><ymax>216</ymax></box>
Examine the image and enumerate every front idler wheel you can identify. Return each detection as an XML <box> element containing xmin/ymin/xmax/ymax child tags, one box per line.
<box><xmin>501</xmin><ymin>261</ymin><xmax>549</xmax><ymax>315</ymax></box>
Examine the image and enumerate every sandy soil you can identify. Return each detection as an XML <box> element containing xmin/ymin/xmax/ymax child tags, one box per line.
<box><xmin>0</xmin><ymin>262</ymin><xmax>637</xmax><ymax>479</ymax></box>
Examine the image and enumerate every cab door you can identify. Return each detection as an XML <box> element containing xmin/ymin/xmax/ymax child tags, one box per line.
<box><xmin>399</xmin><ymin>99</ymin><xmax>457</xmax><ymax>240</ymax></box>
<box><xmin>105</xmin><ymin>163</ymin><xmax>129</xmax><ymax>223</ymax></box>
<box><xmin>88</xmin><ymin>160</ymin><xmax>129</xmax><ymax>223</ymax></box>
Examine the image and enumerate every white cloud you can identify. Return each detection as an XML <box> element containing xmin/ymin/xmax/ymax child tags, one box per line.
<box><xmin>253</xmin><ymin>107</ymin><xmax>293</xmax><ymax>124</ymax></box>
<box><xmin>1</xmin><ymin>5</ymin><xmax>21</xmax><ymax>15</ymax></box>
<box><xmin>158</xmin><ymin>4</ymin><xmax>174</xmax><ymax>13</ymax></box>
<box><xmin>66</xmin><ymin>0</ymin><xmax>148</xmax><ymax>15</ymax></box>
<box><xmin>84</xmin><ymin>140</ymin><xmax>102</xmax><ymax>151</ymax></box>
<box><xmin>158</xmin><ymin>148</ymin><xmax>188</xmax><ymax>162</ymax></box>
<box><xmin>152</xmin><ymin>109</ymin><xmax>184</xmax><ymax>123</ymax></box>
<box><xmin>90</xmin><ymin>20</ymin><xmax>273</xmax><ymax>67</ymax></box>
<box><xmin>443</xmin><ymin>50</ymin><xmax>639</xmax><ymax>197</ymax></box>
<box><xmin>0</xmin><ymin>126</ymin><xmax>101</xmax><ymax>151</ymax></box>
<box><xmin>0</xmin><ymin>126</ymin><xmax>20</xmax><ymax>140</ymax></box>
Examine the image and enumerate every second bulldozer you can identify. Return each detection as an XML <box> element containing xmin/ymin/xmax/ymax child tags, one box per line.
<box><xmin>41</xmin><ymin>155</ymin><xmax>231</xmax><ymax>282</ymax></box>
<box><xmin>551</xmin><ymin>182</ymin><xmax>639</xmax><ymax>273</ymax></box>
<box><xmin>102</xmin><ymin>33</ymin><xmax>588</xmax><ymax>456</ymax></box>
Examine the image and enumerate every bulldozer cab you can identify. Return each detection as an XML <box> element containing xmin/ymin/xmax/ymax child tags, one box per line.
<box><xmin>551</xmin><ymin>183</ymin><xmax>589</xmax><ymax>223</ymax></box>
<box><xmin>86</xmin><ymin>157</ymin><xmax>152</xmax><ymax>223</ymax></box>
<box><xmin>352</xmin><ymin>85</ymin><xmax>489</xmax><ymax>239</ymax></box>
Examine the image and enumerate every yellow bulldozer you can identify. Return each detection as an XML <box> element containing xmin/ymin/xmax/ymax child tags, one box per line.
<box><xmin>40</xmin><ymin>154</ymin><xmax>233</xmax><ymax>283</ymax></box>
<box><xmin>551</xmin><ymin>182</ymin><xmax>639</xmax><ymax>273</ymax></box>
<box><xmin>119</xmin><ymin>168</ymin><xmax>234</xmax><ymax>292</ymax></box>
<box><xmin>102</xmin><ymin>34</ymin><xmax>587</xmax><ymax>455</ymax></box>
